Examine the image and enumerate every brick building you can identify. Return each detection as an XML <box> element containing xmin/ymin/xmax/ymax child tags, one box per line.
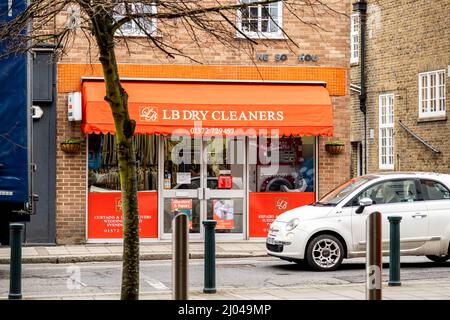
<box><xmin>350</xmin><ymin>0</ymin><xmax>450</xmax><ymax>177</ymax></box>
<box><xmin>25</xmin><ymin>1</ymin><xmax>350</xmax><ymax>244</ymax></box>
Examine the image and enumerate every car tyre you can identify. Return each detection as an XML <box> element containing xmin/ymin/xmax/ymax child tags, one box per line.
<box><xmin>425</xmin><ymin>255</ymin><xmax>450</xmax><ymax>263</ymax></box>
<box><xmin>306</xmin><ymin>234</ymin><xmax>344</xmax><ymax>271</ymax></box>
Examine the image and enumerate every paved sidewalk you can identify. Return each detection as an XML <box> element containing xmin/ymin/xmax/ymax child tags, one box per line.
<box><xmin>8</xmin><ymin>279</ymin><xmax>450</xmax><ymax>300</ymax></box>
<box><xmin>0</xmin><ymin>241</ymin><xmax>267</xmax><ymax>264</ymax></box>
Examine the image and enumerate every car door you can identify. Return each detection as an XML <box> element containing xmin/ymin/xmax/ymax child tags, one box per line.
<box><xmin>421</xmin><ymin>179</ymin><xmax>450</xmax><ymax>256</ymax></box>
<box><xmin>350</xmin><ymin>179</ymin><xmax>429</xmax><ymax>253</ymax></box>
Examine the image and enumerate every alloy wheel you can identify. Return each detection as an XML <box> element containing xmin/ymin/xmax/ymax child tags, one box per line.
<box><xmin>311</xmin><ymin>238</ymin><xmax>341</xmax><ymax>268</ymax></box>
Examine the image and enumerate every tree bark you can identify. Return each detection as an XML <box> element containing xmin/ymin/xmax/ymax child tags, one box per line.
<box><xmin>91</xmin><ymin>16</ymin><xmax>140</xmax><ymax>300</ymax></box>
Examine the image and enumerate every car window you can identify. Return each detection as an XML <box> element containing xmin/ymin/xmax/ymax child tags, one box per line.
<box><xmin>421</xmin><ymin>180</ymin><xmax>450</xmax><ymax>200</ymax></box>
<box><xmin>316</xmin><ymin>176</ymin><xmax>375</xmax><ymax>206</ymax></box>
<box><xmin>352</xmin><ymin>179</ymin><xmax>419</xmax><ymax>205</ymax></box>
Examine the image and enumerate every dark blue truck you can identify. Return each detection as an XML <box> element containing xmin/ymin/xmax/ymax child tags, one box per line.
<box><xmin>0</xmin><ymin>0</ymin><xmax>33</xmax><ymax>244</ymax></box>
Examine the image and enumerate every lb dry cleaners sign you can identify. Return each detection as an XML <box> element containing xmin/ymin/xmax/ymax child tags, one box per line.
<box><xmin>256</xmin><ymin>53</ymin><xmax>319</xmax><ymax>62</ymax></box>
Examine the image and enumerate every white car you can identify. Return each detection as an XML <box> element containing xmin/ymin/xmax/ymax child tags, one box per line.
<box><xmin>266</xmin><ymin>172</ymin><xmax>450</xmax><ymax>271</ymax></box>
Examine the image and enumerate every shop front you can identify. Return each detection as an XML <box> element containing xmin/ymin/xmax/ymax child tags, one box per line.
<box><xmin>82</xmin><ymin>79</ymin><xmax>332</xmax><ymax>242</ymax></box>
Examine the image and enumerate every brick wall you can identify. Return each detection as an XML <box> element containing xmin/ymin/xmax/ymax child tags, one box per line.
<box><xmin>54</xmin><ymin>0</ymin><xmax>350</xmax><ymax>243</ymax></box>
<box><xmin>351</xmin><ymin>1</ymin><xmax>450</xmax><ymax>176</ymax></box>
<box><xmin>56</xmin><ymin>93</ymin><xmax>86</xmax><ymax>244</ymax></box>
<box><xmin>319</xmin><ymin>96</ymin><xmax>351</xmax><ymax>197</ymax></box>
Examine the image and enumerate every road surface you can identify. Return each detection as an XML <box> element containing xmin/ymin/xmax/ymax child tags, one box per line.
<box><xmin>1</xmin><ymin>256</ymin><xmax>449</xmax><ymax>299</ymax></box>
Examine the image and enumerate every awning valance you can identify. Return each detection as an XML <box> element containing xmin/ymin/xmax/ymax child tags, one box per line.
<box><xmin>81</xmin><ymin>80</ymin><xmax>333</xmax><ymax>136</ymax></box>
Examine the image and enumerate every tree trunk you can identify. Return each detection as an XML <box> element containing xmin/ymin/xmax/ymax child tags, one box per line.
<box><xmin>93</xmin><ymin>22</ymin><xmax>140</xmax><ymax>300</ymax></box>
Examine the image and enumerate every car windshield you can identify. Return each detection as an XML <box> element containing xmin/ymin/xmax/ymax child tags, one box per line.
<box><xmin>314</xmin><ymin>176</ymin><xmax>376</xmax><ymax>206</ymax></box>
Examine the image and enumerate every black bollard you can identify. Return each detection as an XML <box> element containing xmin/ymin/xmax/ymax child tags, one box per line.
<box><xmin>202</xmin><ymin>220</ymin><xmax>217</xmax><ymax>294</ymax></box>
<box><xmin>172</xmin><ymin>212</ymin><xmax>189</xmax><ymax>300</ymax></box>
<box><xmin>9</xmin><ymin>223</ymin><xmax>24</xmax><ymax>300</ymax></box>
<box><xmin>388</xmin><ymin>216</ymin><xmax>402</xmax><ymax>286</ymax></box>
<box><xmin>366</xmin><ymin>211</ymin><xmax>382</xmax><ymax>300</ymax></box>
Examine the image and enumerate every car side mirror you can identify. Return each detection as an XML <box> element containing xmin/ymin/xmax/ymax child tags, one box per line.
<box><xmin>355</xmin><ymin>197</ymin><xmax>373</xmax><ymax>214</ymax></box>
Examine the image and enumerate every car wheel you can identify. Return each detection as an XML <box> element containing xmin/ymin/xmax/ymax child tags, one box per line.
<box><xmin>426</xmin><ymin>255</ymin><xmax>450</xmax><ymax>263</ymax></box>
<box><xmin>306</xmin><ymin>234</ymin><xmax>344</xmax><ymax>271</ymax></box>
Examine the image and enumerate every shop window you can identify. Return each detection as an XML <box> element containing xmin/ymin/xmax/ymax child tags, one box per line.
<box><xmin>237</xmin><ymin>0</ymin><xmax>283</xmax><ymax>39</ymax></box>
<box><xmin>113</xmin><ymin>2</ymin><xmax>157</xmax><ymax>37</ymax></box>
<box><xmin>88</xmin><ymin>133</ymin><xmax>158</xmax><ymax>191</ymax></box>
<box><xmin>248</xmin><ymin>136</ymin><xmax>315</xmax><ymax>192</ymax></box>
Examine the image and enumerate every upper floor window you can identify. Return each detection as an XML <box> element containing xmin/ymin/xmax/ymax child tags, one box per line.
<box><xmin>379</xmin><ymin>94</ymin><xmax>394</xmax><ymax>170</ymax></box>
<box><xmin>350</xmin><ymin>14</ymin><xmax>359</xmax><ymax>64</ymax></box>
<box><xmin>419</xmin><ymin>70</ymin><xmax>446</xmax><ymax>118</ymax></box>
<box><xmin>237</xmin><ymin>0</ymin><xmax>283</xmax><ymax>39</ymax></box>
<box><xmin>114</xmin><ymin>2</ymin><xmax>157</xmax><ymax>37</ymax></box>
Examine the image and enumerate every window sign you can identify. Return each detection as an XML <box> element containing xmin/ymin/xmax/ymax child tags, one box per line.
<box><xmin>171</xmin><ymin>199</ymin><xmax>193</xmax><ymax>230</ymax></box>
<box><xmin>176</xmin><ymin>172</ymin><xmax>191</xmax><ymax>185</ymax></box>
<box><xmin>213</xmin><ymin>199</ymin><xmax>234</xmax><ymax>230</ymax></box>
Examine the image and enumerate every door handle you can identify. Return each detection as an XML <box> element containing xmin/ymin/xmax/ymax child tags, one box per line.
<box><xmin>204</xmin><ymin>188</ymin><xmax>211</xmax><ymax>200</ymax></box>
<box><xmin>412</xmin><ymin>213</ymin><xmax>427</xmax><ymax>218</ymax></box>
<box><xmin>197</xmin><ymin>188</ymin><xmax>204</xmax><ymax>200</ymax></box>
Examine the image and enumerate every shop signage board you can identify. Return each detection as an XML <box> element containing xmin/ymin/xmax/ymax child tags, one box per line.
<box><xmin>249</xmin><ymin>192</ymin><xmax>316</xmax><ymax>237</ymax></box>
<box><xmin>0</xmin><ymin>0</ymin><xmax>29</xmax><ymax>203</ymax></box>
<box><xmin>87</xmin><ymin>192</ymin><xmax>158</xmax><ymax>238</ymax></box>
<box><xmin>256</xmin><ymin>53</ymin><xmax>319</xmax><ymax>62</ymax></box>
<box><xmin>82</xmin><ymin>81</ymin><xmax>333</xmax><ymax>137</ymax></box>
<box><xmin>212</xmin><ymin>199</ymin><xmax>234</xmax><ymax>230</ymax></box>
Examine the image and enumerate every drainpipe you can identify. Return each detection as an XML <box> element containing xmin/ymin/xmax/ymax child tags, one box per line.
<box><xmin>353</xmin><ymin>1</ymin><xmax>367</xmax><ymax>174</ymax></box>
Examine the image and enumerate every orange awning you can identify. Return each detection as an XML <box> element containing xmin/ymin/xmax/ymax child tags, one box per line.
<box><xmin>81</xmin><ymin>80</ymin><xmax>333</xmax><ymax>136</ymax></box>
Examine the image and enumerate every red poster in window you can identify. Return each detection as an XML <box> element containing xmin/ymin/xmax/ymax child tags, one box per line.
<box><xmin>88</xmin><ymin>191</ymin><xmax>158</xmax><ymax>239</ymax></box>
<box><xmin>249</xmin><ymin>192</ymin><xmax>315</xmax><ymax>237</ymax></box>
<box><xmin>218</xmin><ymin>175</ymin><xmax>232</xmax><ymax>189</ymax></box>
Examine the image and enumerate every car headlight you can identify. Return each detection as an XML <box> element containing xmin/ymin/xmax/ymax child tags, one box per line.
<box><xmin>285</xmin><ymin>218</ymin><xmax>300</xmax><ymax>231</ymax></box>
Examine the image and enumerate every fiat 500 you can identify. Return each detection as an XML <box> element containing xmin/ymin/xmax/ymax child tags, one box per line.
<box><xmin>266</xmin><ymin>172</ymin><xmax>450</xmax><ymax>271</ymax></box>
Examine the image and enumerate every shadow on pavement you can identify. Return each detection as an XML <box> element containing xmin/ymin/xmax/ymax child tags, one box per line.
<box><xmin>268</xmin><ymin>261</ymin><xmax>450</xmax><ymax>272</ymax></box>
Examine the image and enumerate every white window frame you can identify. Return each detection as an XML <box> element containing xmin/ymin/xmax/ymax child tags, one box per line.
<box><xmin>379</xmin><ymin>94</ymin><xmax>394</xmax><ymax>170</ymax></box>
<box><xmin>419</xmin><ymin>70</ymin><xmax>446</xmax><ymax>119</ymax></box>
<box><xmin>114</xmin><ymin>2</ymin><xmax>157</xmax><ymax>37</ymax></box>
<box><xmin>236</xmin><ymin>1</ymin><xmax>283</xmax><ymax>39</ymax></box>
<box><xmin>350</xmin><ymin>13</ymin><xmax>360</xmax><ymax>64</ymax></box>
